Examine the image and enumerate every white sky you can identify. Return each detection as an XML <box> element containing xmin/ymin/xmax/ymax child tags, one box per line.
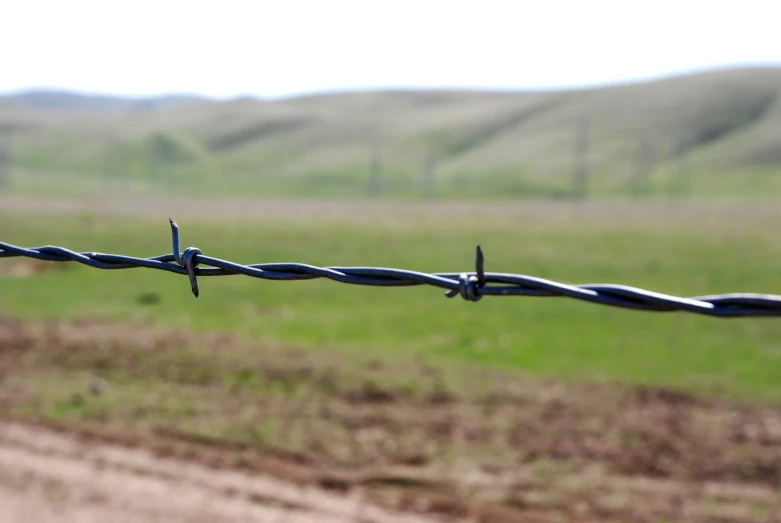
<box><xmin>2</xmin><ymin>0</ymin><xmax>779</xmax><ymax>99</ymax></box>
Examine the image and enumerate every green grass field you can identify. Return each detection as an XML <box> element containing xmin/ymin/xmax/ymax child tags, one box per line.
<box><xmin>2</xmin><ymin>199</ymin><xmax>780</xmax><ymax>403</ymax></box>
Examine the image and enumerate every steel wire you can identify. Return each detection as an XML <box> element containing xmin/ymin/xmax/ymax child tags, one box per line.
<box><xmin>1</xmin><ymin>218</ymin><xmax>780</xmax><ymax>317</ymax></box>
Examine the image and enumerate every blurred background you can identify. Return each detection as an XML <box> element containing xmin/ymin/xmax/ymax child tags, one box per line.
<box><xmin>1</xmin><ymin>2</ymin><xmax>781</xmax><ymax>522</ymax></box>
<box><xmin>2</xmin><ymin>1</ymin><xmax>780</xmax><ymax>202</ymax></box>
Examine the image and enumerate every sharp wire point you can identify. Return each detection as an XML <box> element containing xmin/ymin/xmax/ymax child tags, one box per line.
<box><xmin>476</xmin><ymin>245</ymin><xmax>486</xmax><ymax>286</ymax></box>
<box><xmin>182</xmin><ymin>247</ymin><xmax>202</xmax><ymax>299</ymax></box>
<box><xmin>170</xmin><ymin>217</ymin><xmax>182</xmax><ymax>265</ymax></box>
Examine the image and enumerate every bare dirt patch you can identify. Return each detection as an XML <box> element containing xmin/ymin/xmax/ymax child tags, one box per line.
<box><xmin>0</xmin><ymin>420</ymin><xmax>438</xmax><ymax>523</ymax></box>
<box><xmin>0</xmin><ymin>258</ymin><xmax>66</xmax><ymax>279</ymax></box>
<box><xmin>1</xmin><ymin>316</ymin><xmax>780</xmax><ymax>522</ymax></box>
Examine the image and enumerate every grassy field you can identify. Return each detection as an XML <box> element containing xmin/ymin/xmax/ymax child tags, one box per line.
<box><xmin>2</xmin><ymin>198</ymin><xmax>781</xmax><ymax>402</ymax></box>
<box><xmin>5</xmin><ymin>67</ymin><xmax>781</xmax><ymax>521</ymax></box>
<box><xmin>2</xmin><ymin>197</ymin><xmax>781</xmax><ymax>521</ymax></box>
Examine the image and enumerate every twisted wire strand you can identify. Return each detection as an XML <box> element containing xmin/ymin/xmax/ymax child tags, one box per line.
<box><xmin>1</xmin><ymin>218</ymin><xmax>780</xmax><ymax>318</ymax></box>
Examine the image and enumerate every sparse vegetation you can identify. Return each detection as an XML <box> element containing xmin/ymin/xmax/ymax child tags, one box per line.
<box><xmin>2</xmin><ymin>67</ymin><xmax>781</xmax><ymax>521</ymax></box>
<box><xmin>3</xmin><ymin>67</ymin><xmax>781</xmax><ymax>199</ymax></box>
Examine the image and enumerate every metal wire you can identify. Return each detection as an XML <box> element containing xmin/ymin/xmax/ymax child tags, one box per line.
<box><xmin>1</xmin><ymin>218</ymin><xmax>780</xmax><ymax>318</ymax></box>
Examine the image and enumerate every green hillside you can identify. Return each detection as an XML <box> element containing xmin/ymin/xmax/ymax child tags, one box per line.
<box><xmin>2</xmin><ymin>66</ymin><xmax>781</xmax><ymax>199</ymax></box>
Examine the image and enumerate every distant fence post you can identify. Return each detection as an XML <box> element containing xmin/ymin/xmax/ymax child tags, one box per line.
<box><xmin>0</xmin><ymin>126</ymin><xmax>12</xmax><ymax>192</ymax></box>
<box><xmin>102</xmin><ymin>141</ymin><xmax>117</xmax><ymax>196</ymax></box>
<box><xmin>367</xmin><ymin>144</ymin><xmax>383</xmax><ymax>198</ymax></box>
<box><xmin>629</xmin><ymin>135</ymin><xmax>657</xmax><ymax>197</ymax></box>
<box><xmin>423</xmin><ymin>147</ymin><xmax>437</xmax><ymax>198</ymax></box>
<box><xmin>572</xmin><ymin>117</ymin><xmax>589</xmax><ymax>199</ymax></box>
<box><xmin>666</xmin><ymin>134</ymin><xmax>692</xmax><ymax>200</ymax></box>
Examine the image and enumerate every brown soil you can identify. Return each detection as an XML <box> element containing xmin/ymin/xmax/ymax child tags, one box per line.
<box><xmin>0</xmin><ymin>258</ymin><xmax>66</xmax><ymax>279</ymax></box>
<box><xmin>1</xmin><ymin>316</ymin><xmax>780</xmax><ymax>522</ymax></box>
<box><xmin>0</xmin><ymin>419</ymin><xmax>443</xmax><ymax>523</ymax></box>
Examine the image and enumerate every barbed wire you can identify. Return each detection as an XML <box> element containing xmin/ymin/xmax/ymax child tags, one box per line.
<box><xmin>1</xmin><ymin>218</ymin><xmax>780</xmax><ymax>317</ymax></box>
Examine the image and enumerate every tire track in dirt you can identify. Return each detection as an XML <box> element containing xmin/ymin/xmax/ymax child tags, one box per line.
<box><xmin>0</xmin><ymin>421</ymin><xmax>441</xmax><ymax>523</ymax></box>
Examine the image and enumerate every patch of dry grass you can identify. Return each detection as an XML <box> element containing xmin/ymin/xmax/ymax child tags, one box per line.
<box><xmin>2</xmin><ymin>315</ymin><xmax>780</xmax><ymax>522</ymax></box>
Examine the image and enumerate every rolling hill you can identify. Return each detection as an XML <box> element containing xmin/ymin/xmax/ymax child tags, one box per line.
<box><xmin>1</xmin><ymin>89</ymin><xmax>207</xmax><ymax>111</ymax></box>
<box><xmin>2</xmin><ymin>66</ymin><xmax>781</xmax><ymax>199</ymax></box>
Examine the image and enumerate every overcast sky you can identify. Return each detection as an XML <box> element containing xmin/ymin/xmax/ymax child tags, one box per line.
<box><xmin>2</xmin><ymin>0</ymin><xmax>779</xmax><ymax>99</ymax></box>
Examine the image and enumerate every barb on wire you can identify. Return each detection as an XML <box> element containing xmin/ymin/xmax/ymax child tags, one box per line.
<box><xmin>1</xmin><ymin>218</ymin><xmax>781</xmax><ymax>318</ymax></box>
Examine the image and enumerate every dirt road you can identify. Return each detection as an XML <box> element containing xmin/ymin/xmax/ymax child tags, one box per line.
<box><xmin>0</xmin><ymin>420</ymin><xmax>440</xmax><ymax>523</ymax></box>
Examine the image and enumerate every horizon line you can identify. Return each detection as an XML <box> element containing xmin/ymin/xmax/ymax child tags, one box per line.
<box><xmin>2</xmin><ymin>62</ymin><xmax>781</xmax><ymax>102</ymax></box>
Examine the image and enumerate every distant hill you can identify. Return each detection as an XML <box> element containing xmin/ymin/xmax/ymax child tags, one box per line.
<box><xmin>0</xmin><ymin>89</ymin><xmax>209</xmax><ymax>111</ymax></box>
<box><xmin>2</xmin><ymin>67</ymin><xmax>781</xmax><ymax>199</ymax></box>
